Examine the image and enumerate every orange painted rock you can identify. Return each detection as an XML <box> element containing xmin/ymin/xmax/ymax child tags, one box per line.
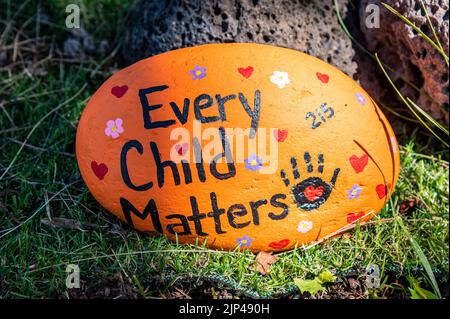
<box><xmin>76</xmin><ymin>43</ymin><xmax>400</xmax><ymax>252</ymax></box>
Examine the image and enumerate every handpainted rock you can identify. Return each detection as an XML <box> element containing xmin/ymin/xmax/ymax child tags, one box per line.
<box><xmin>76</xmin><ymin>43</ymin><xmax>400</xmax><ymax>252</ymax></box>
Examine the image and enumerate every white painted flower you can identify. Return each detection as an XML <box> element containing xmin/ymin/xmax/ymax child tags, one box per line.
<box><xmin>270</xmin><ymin>71</ymin><xmax>290</xmax><ymax>88</ymax></box>
<box><xmin>297</xmin><ymin>220</ymin><xmax>313</xmax><ymax>233</ymax></box>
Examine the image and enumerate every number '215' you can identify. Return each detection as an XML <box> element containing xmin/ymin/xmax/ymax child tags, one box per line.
<box><xmin>305</xmin><ymin>102</ymin><xmax>335</xmax><ymax>129</ymax></box>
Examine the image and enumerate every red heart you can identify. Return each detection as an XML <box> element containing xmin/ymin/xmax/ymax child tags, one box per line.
<box><xmin>349</xmin><ymin>154</ymin><xmax>368</xmax><ymax>174</ymax></box>
<box><xmin>316</xmin><ymin>72</ymin><xmax>329</xmax><ymax>83</ymax></box>
<box><xmin>376</xmin><ymin>183</ymin><xmax>391</xmax><ymax>199</ymax></box>
<box><xmin>238</xmin><ymin>66</ymin><xmax>254</xmax><ymax>78</ymax></box>
<box><xmin>111</xmin><ymin>85</ymin><xmax>128</xmax><ymax>98</ymax></box>
<box><xmin>346</xmin><ymin>212</ymin><xmax>365</xmax><ymax>223</ymax></box>
<box><xmin>91</xmin><ymin>161</ymin><xmax>108</xmax><ymax>180</ymax></box>
<box><xmin>269</xmin><ymin>239</ymin><xmax>290</xmax><ymax>249</ymax></box>
<box><xmin>303</xmin><ymin>185</ymin><xmax>325</xmax><ymax>201</ymax></box>
<box><xmin>175</xmin><ymin>143</ymin><xmax>189</xmax><ymax>155</ymax></box>
<box><xmin>273</xmin><ymin>129</ymin><xmax>288</xmax><ymax>142</ymax></box>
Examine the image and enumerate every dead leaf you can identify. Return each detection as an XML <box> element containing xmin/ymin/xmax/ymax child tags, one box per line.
<box><xmin>342</xmin><ymin>233</ymin><xmax>352</xmax><ymax>239</ymax></box>
<box><xmin>0</xmin><ymin>190</ymin><xmax>16</xmax><ymax>196</ymax></box>
<box><xmin>0</xmin><ymin>201</ymin><xmax>20</xmax><ymax>224</ymax></box>
<box><xmin>399</xmin><ymin>198</ymin><xmax>422</xmax><ymax>215</ymax></box>
<box><xmin>108</xmin><ymin>223</ymin><xmax>127</xmax><ymax>235</ymax></box>
<box><xmin>41</xmin><ymin>217</ymin><xmax>100</xmax><ymax>230</ymax></box>
<box><xmin>255</xmin><ymin>251</ymin><xmax>277</xmax><ymax>275</ymax></box>
<box><xmin>347</xmin><ymin>278</ymin><xmax>360</xmax><ymax>289</ymax></box>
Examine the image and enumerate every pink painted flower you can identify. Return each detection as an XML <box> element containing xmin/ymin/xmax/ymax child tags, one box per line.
<box><xmin>105</xmin><ymin>118</ymin><xmax>124</xmax><ymax>139</ymax></box>
<box><xmin>390</xmin><ymin>136</ymin><xmax>397</xmax><ymax>153</ymax></box>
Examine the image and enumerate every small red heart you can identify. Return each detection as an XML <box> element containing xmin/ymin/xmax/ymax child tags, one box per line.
<box><xmin>273</xmin><ymin>129</ymin><xmax>288</xmax><ymax>142</ymax></box>
<box><xmin>269</xmin><ymin>239</ymin><xmax>290</xmax><ymax>249</ymax></box>
<box><xmin>303</xmin><ymin>185</ymin><xmax>325</xmax><ymax>201</ymax></box>
<box><xmin>316</xmin><ymin>72</ymin><xmax>329</xmax><ymax>83</ymax></box>
<box><xmin>91</xmin><ymin>161</ymin><xmax>108</xmax><ymax>180</ymax></box>
<box><xmin>238</xmin><ymin>66</ymin><xmax>254</xmax><ymax>78</ymax></box>
<box><xmin>175</xmin><ymin>143</ymin><xmax>189</xmax><ymax>156</ymax></box>
<box><xmin>111</xmin><ymin>85</ymin><xmax>128</xmax><ymax>98</ymax></box>
<box><xmin>376</xmin><ymin>183</ymin><xmax>391</xmax><ymax>199</ymax></box>
<box><xmin>346</xmin><ymin>212</ymin><xmax>365</xmax><ymax>223</ymax></box>
<box><xmin>349</xmin><ymin>154</ymin><xmax>368</xmax><ymax>174</ymax></box>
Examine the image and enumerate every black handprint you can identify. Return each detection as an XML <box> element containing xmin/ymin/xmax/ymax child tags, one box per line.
<box><xmin>280</xmin><ymin>152</ymin><xmax>340</xmax><ymax>211</ymax></box>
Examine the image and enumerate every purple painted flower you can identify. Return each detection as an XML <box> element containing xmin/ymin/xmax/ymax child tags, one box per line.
<box><xmin>237</xmin><ymin>235</ymin><xmax>253</xmax><ymax>247</ymax></box>
<box><xmin>244</xmin><ymin>154</ymin><xmax>264</xmax><ymax>171</ymax></box>
<box><xmin>347</xmin><ymin>184</ymin><xmax>362</xmax><ymax>199</ymax></box>
<box><xmin>105</xmin><ymin>118</ymin><xmax>124</xmax><ymax>139</ymax></box>
<box><xmin>190</xmin><ymin>65</ymin><xmax>207</xmax><ymax>80</ymax></box>
<box><xmin>356</xmin><ymin>92</ymin><xmax>366</xmax><ymax>105</ymax></box>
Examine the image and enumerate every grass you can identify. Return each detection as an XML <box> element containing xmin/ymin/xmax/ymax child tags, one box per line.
<box><xmin>0</xmin><ymin>0</ymin><xmax>448</xmax><ymax>298</ymax></box>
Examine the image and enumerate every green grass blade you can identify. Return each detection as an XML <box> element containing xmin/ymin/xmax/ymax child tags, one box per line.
<box><xmin>419</xmin><ymin>0</ymin><xmax>446</xmax><ymax>60</ymax></box>
<box><xmin>397</xmin><ymin>218</ymin><xmax>442</xmax><ymax>298</ymax></box>
<box><xmin>375</xmin><ymin>53</ymin><xmax>449</xmax><ymax>147</ymax></box>
<box><xmin>406</xmin><ymin>97</ymin><xmax>449</xmax><ymax>136</ymax></box>
<box><xmin>379</xmin><ymin>102</ymin><xmax>421</xmax><ymax>123</ymax></box>
<box><xmin>382</xmin><ymin>2</ymin><xmax>449</xmax><ymax>66</ymax></box>
<box><xmin>334</xmin><ymin>0</ymin><xmax>372</xmax><ymax>56</ymax></box>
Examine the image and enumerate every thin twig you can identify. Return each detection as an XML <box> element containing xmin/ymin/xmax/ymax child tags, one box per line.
<box><xmin>0</xmin><ymin>180</ymin><xmax>79</xmax><ymax>239</ymax></box>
